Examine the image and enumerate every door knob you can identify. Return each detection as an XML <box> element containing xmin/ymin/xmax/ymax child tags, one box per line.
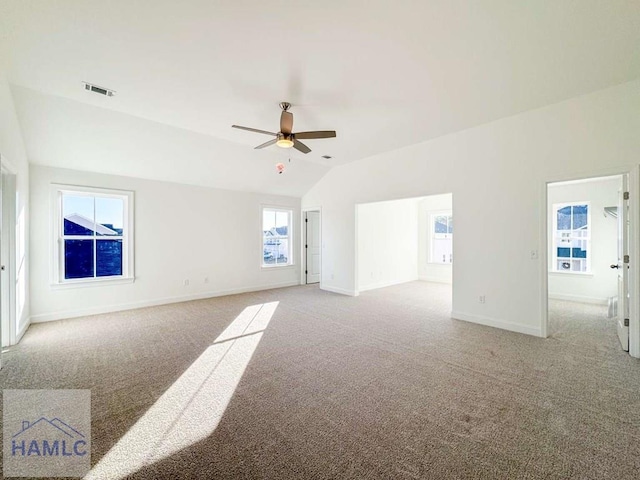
<box><xmin>611</xmin><ymin>264</ymin><xmax>620</xmax><ymax>269</ymax></box>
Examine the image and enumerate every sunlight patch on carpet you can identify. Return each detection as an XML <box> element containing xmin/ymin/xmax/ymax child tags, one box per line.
<box><xmin>85</xmin><ymin>301</ymin><xmax>278</xmax><ymax>479</ymax></box>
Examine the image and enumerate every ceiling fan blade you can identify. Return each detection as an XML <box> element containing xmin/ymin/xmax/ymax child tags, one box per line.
<box><xmin>293</xmin><ymin>139</ymin><xmax>311</xmax><ymax>154</ymax></box>
<box><xmin>294</xmin><ymin>130</ymin><xmax>337</xmax><ymax>140</ymax></box>
<box><xmin>280</xmin><ymin>111</ymin><xmax>293</xmax><ymax>134</ymax></box>
<box><xmin>232</xmin><ymin>125</ymin><xmax>277</xmax><ymax>136</ymax></box>
<box><xmin>254</xmin><ymin>138</ymin><xmax>277</xmax><ymax>150</ymax></box>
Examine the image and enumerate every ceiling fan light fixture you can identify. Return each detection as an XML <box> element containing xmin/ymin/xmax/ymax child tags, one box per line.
<box><xmin>276</xmin><ymin>134</ymin><xmax>294</xmax><ymax>149</ymax></box>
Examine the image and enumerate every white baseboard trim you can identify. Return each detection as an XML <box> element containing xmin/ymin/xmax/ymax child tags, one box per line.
<box><xmin>418</xmin><ymin>275</ymin><xmax>452</xmax><ymax>284</ymax></box>
<box><xmin>548</xmin><ymin>293</ymin><xmax>608</xmax><ymax>305</ymax></box>
<box><xmin>358</xmin><ymin>277</ymin><xmax>419</xmax><ymax>293</ymax></box>
<box><xmin>30</xmin><ymin>281</ymin><xmax>301</xmax><ymax>323</ymax></box>
<box><xmin>451</xmin><ymin>310</ymin><xmax>543</xmax><ymax>338</ymax></box>
<box><xmin>321</xmin><ymin>285</ymin><xmax>359</xmax><ymax>297</ymax></box>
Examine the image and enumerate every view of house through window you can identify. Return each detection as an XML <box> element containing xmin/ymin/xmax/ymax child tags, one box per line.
<box><xmin>430</xmin><ymin>213</ymin><xmax>453</xmax><ymax>264</ymax></box>
<box><xmin>553</xmin><ymin>202</ymin><xmax>590</xmax><ymax>273</ymax></box>
<box><xmin>262</xmin><ymin>208</ymin><xmax>292</xmax><ymax>266</ymax></box>
<box><xmin>55</xmin><ymin>186</ymin><xmax>133</xmax><ymax>282</ymax></box>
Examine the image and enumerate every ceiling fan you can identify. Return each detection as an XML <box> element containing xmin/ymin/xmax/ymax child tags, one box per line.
<box><xmin>232</xmin><ymin>102</ymin><xmax>336</xmax><ymax>154</ymax></box>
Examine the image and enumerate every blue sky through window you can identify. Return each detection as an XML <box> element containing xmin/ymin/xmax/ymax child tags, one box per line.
<box><xmin>63</xmin><ymin>195</ymin><xmax>124</xmax><ymax>229</ymax></box>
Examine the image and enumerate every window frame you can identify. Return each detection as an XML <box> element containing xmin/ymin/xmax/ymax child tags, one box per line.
<box><xmin>261</xmin><ymin>206</ymin><xmax>294</xmax><ymax>269</ymax></box>
<box><xmin>50</xmin><ymin>184</ymin><xmax>135</xmax><ymax>287</ymax></box>
<box><xmin>551</xmin><ymin>201</ymin><xmax>591</xmax><ymax>274</ymax></box>
<box><xmin>429</xmin><ymin>211</ymin><xmax>453</xmax><ymax>264</ymax></box>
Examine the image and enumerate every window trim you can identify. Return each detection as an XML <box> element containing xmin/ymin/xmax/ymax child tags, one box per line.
<box><xmin>261</xmin><ymin>205</ymin><xmax>294</xmax><ymax>269</ymax></box>
<box><xmin>551</xmin><ymin>201</ymin><xmax>591</xmax><ymax>274</ymax></box>
<box><xmin>428</xmin><ymin>211</ymin><xmax>453</xmax><ymax>265</ymax></box>
<box><xmin>50</xmin><ymin>184</ymin><xmax>135</xmax><ymax>287</ymax></box>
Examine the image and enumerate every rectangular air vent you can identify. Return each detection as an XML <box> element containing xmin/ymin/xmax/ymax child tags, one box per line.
<box><xmin>321</xmin><ymin>155</ymin><xmax>333</xmax><ymax>160</ymax></box>
<box><xmin>83</xmin><ymin>82</ymin><xmax>115</xmax><ymax>97</ymax></box>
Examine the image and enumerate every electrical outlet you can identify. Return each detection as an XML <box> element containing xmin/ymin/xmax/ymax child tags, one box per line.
<box><xmin>479</xmin><ymin>295</ymin><xmax>486</xmax><ymax>304</ymax></box>
<box><xmin>184</xmin><ymin>279</ymin><xmax>190</xmax><ymax>286</ymax></box>
<box><xmin>204</xmin><ymin>277</ymin><xmax>209</xmax><ymax>284</ymax></box>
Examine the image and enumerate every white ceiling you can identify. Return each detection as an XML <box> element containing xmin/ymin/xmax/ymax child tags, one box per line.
<box><xmin>2</xmin><ymin>1</ymin><xmax>639</xmax><ymax>195</ymax></box>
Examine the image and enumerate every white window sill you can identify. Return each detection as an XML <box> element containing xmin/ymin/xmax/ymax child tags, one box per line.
<box><xmin>427</xmin><ymin>262</ymin><xmax>453</xmax><ymax>266</ymax></box>
<box><xmin>51</xmin><ymin>276</ymin><xmax>135</xmax><ymax>289</ymax></box>
<box><xmin>549</xmin><ymin>271</ymin><xmax>593</xmax><ymax>277</ymax></box>
<box><xmin>261</xmin><ymin>264</ymin><xmax>295</xmax><ymax>270</ymax></box>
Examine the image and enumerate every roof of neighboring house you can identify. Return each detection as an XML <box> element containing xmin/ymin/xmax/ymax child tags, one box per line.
<box><xmin>65</xmin><ymin>213</ymin><xmax>118</xmax><ymax>235</ymax></box>
<box><xmin>263</xmin><ymin>227</ymin><xmax>288</xmax><ymax>236</ymax></box>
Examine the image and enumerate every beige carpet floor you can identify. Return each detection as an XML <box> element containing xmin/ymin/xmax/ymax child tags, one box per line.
<box><xmin>1</xmin><ymin>282</ymin><xmax>639</xmax><ymax>479</ymax></box>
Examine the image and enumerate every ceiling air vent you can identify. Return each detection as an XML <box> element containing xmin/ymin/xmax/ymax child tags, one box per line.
<box><xmin>83</xmin><ymin>82</ymin><xmax>115</xmax><ymax>97</ymax></box>
<box><xmin>321</xmin><ymin>155</ymin><xmax>333</xmax><ymax>160</ymax></box>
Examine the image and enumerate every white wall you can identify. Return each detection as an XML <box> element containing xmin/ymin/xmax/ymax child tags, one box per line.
<box><xmin>0</xmin><ymin>74</ymin><xmax>30</xmax><ymax>343</ymax></box>
<box><xmin>30</xmin><ymin>166</ymin><xmax>301</xmax><ymax>322</ymax></box>
<box><xmin>417</xmin><ymin>194</ymin><xmax>453</xmax><ymax>284</ymax></box>
<box><xmin>548</xmin><ymin>177</ymin><xmax>620</xmax><ymax>304</ymax></box>
<box><xmin>357</xmin><ymin>198</ymin><xmax>418</xmax><ymax>292</ymax></box>
<box><xmin>303</xmin><ymin>79</ymin><xmax>640</xmax><ymax>337</ymax></box>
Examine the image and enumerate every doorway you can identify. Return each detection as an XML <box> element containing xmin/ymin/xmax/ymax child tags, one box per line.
<box><xmin>546</xmin><ymin>174</ymin><xmax>633</xmax><ymax>353</ymax></box>
<box><xmin>355</xmin><ymin>193</ymin><xmax>453</xmax><ymax>298</ymax></box>
<box><xmin>303</xmin><ymin>209</ymin><xmax>321</xmax><ymax>284</ymax></box>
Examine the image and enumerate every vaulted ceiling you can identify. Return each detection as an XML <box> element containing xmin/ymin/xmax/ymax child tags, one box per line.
<box><xmin>2</xmin><ymin>1</ymin><xmax>639</xmax><ymax>196</ymax></box>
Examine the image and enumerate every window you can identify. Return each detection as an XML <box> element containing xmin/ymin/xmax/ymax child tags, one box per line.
<box><xmin>553</xmin><ymin>202</ymin><xmax>590</xmax><ymax>273</ymax></box>
<box><xmin>430</xmin><ymin>213</ymin><xmax>453</xmax><ymax>264</ymax></box>
<box><xmin>262</xmin><ymin>207</ymin><xmax>292</xmax><ymax>267</ymax></box>
<box><xmin>52</xmin><ymin>185</ymin><xmax>134</xmax><ymax>284</ymax></box>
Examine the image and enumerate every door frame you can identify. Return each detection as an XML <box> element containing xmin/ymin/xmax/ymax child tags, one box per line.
<box><xmin>0</xmin><ymin>156</ymin><xmax>17</xmax><ymax>349</ymax></box>
<box><xmin>301</xmin><ymin>207</ymin><xmax>322</xmax><ymax>286</ymax></box>
<box><xmin>541</xmin><ymin>165</ymin><xmax>640</xmax><ymax>358</ymax></box>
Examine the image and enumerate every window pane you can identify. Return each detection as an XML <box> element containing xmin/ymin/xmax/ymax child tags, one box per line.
<box><xmin>96</xmin><ymin>197</ymin><xmax>124</xmax><ymax>236</ymax></box>
<box><xmin>572</xmin><ymin>205</ymin><xmax>588</xmax><ymax>229</ymax></box>
<box><xmin>447</xmin><ymin>216</ymin><xmax>453</xmax><ymax>234</ymax></box>
<box><xmin>434</xmin><ymin>216</ymin><xmax>448</xmax><ymax>234</ymax></box>
<box><xmin>97</xmin><ymin>240</ymin><xmax>123</xmax><ymax>276</ymax></box>
<box><xmin>65</xmin><ymin>240</ymin><xmax>94</xmax><ymax>279</ymax></box>
<box><xmin>275</xmin><ymin>238</ymin><xmax>289</xmax><ymax>264</ymax></box>
<box><xmin>263</xmin><ymin>210</ymin><xmax>276</xmax><ymax>234</ymax></box>
<box><xmin>263</xmin><ymin>236</ymin><xmax>277</xmax><ymax>265</ymax></box>
<box><xmin>263</xmin><ymin>244</ymin><xmax>275</xmax><ymax>264</ymax></box>
<box><xmin>262</xmin><ymin>208</ymin><xmax>291</xmax><ymax>266</ymax></box>
<box><xmin>275</xmin><ymin>211</ymin><xmax>289</xmax><ymax>231</ymax></box>
<box><xmin>572</xmin><ymin>247</ymin><xmax>587</xmax><ymax>259</ymax></box>
<box><xmin>433</xmin><ymin>238</ymin><xmax>452</xmax><ymax>263</ymax></box>
<box><xmin>557</xmin><ymin>247</ymin><xmax>571</xmax><ymax>258</ymax></box>
<box><xmin>63</xmin><ymin>195</ymin><xmax>95</xmax><ymax>235</ymax></box>
<box><xmin>557</xmin><ymin>260</ymin><xmax>571</xmax><ymax>271</ymax></box>
<box><xmin>557</xmin><ymin>206</ymin><xmax>571</xmax><ymax>230</ymax></box>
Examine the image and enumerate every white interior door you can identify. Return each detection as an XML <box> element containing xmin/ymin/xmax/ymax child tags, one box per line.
<box><xmin>616</xmin><ymin>175</ymin><xmax>629</xmax><ymax>351</ymax></box>
<box><xmin>305</xmin><ymin>211</ymin><xmax>321</xmax><ymax>284</ymax></box>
